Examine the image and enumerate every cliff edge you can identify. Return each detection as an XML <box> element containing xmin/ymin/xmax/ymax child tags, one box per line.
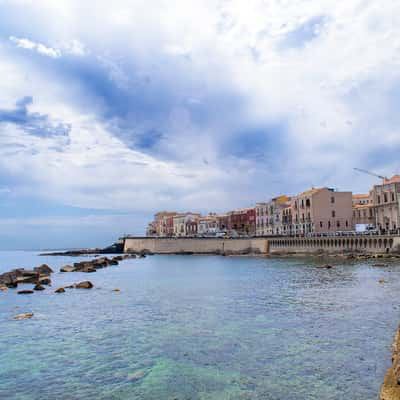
<box><xmin>381</xmin><ymin>327</ymin><xmax>400</xmax><ymax>400</ymax></box>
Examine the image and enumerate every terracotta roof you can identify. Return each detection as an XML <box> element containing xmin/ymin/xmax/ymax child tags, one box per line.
<box><xmin>297</xmin><ymin>187</ymin><xmax>324</xmax><ymax>197</ymax></box>
<box><xmin>352</xmin><ymin>194</ymin><xmax>369</xmax><ymax>199</ymax></box>
<box><xmin>353</xmin><ymin>203</ymin><xmax>373</xmax><ymax>209</ymax></box>
<box><xmin>384</xmin><ymin>175</ymin><xmax>400</xmax><ymax>184</ymax></box>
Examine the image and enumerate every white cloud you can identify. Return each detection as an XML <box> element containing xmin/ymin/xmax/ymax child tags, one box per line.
<box><xmin>10</xmin><ymin>36</ymin><xmax>61</xmax><ymax>58</ymax></box>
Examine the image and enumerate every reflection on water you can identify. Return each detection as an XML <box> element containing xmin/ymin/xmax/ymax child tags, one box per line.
<box><xmin>0</xmin><ymin>251</ymin><xmax>399</xmax><ymax>399</ymax></box>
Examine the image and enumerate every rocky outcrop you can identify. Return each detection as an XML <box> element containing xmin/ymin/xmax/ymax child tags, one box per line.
<box><xmin>0</xmin><ymin>265</ymin><xmax>53</xmax><ymax>288</ymax></box>
<box><xmin>34</xmin><ymin>264</ymin><xmax>53</xmax><ymax>275</ymax></box>
<box><xmin>60</xmin><ymin>265</ymin><xmax>75</xmax><ymax>273</ymax></box>
<box><xmin>59</xmin><ymin>255</ymin><xmax>135</xmax><ymax>273</ymax></box>
<box><xmin>33</xmin><ymin>284</ymin><xmax>45</xmax><ymax>291</ymax></box>
<box><xmin>13</xmin><ymin>313</ymin><xmax>34</xmax><ymax>320</ymax></box>
<box><xmin>75</xmin><ymin>281</ymin><xmax>93</xmax><ymax>289</ymax></box>
<box><xmin>380</xmin><ymin>327</ymin><xmax>400</xmax><ymax>400</ymax></box>
<box><xmin>17</xmin><ymin>290</ymin><xmax>34</xmax><ymax>294</ymax></box>
<box><xmin>55</xmin><ymin>287</ymin><xmax>65</xmax><ymax>293</ymax></box>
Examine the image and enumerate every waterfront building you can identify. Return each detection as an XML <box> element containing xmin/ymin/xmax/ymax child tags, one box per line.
<box><xmin>216</xmin><ymin>214</ymin><xmax>229</xmax><ymax>232</ymax></box>
<box><xmin>154</xmin><ymin>211</ymin><xmax>177</xmax><ymax>236</ymax></box>
<box><xmin>198</xmin><ymin>215</ymin><xmax>219</xmax><ymax>236</ymax></box>
<box><xmin>263</xmin><ymin>196</ymin><xmax>291</xmax><ymax>236</ymax></box>
<box><xmin>291</xmin><ymin>188</ymin><xmax>353</xmax><ymax>235</ymax></box>
<box><xmin>352</xmin><ymin>193</ymin><xmax>375</xmax><ymax>227</ymax></box>
<box><xmin>146</xmin><ymin>221</ymin><xmax>157</xmax><ymax>236</ymax></box>
<box><xmin>255</xmin><ymin>202</ymin><xmax>268</xmax><ymax>236</ymax></box>
<box><xmin>370</xmin><ymin>175</ymin><xmax>400</xmax><ymax>233</ymax></box>
<box><xmin>227</xmin><ymin>208</ymin><xmax>256</xmax><ymax>236</ymax></box>
<box><xmin>173</xmin><ymin>213</ymin><xmax>201</xmax><ymax>237</ymax></box>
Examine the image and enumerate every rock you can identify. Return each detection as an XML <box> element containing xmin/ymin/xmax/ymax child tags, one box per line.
<box><xmin>64</xmin><ymin>285</ymin><xmax>74</xmax><ymax>289</ymax></box>
<box><xmin>60</xmin><ymin>265</ymin><xmax>75</xmax><ymax>273</ymax></box>
<box><xmin>33</xmin><ymin>284</ymin><xmax>45</xmax><ymax>291</ymax></box>
<box><xmin>318</xmin><ymin>264</ymin><xmax>333</xmax><ymax>269</ymax></box>
<box><xmin>0</xmin><ymin>285</ymin><xmax>8</xmax><ymax>291</ymax></box>
<box><xmin>379</xmin><ymin>278</ymin><xmax>387</xmax><ymax>284</ymax></box>
<box><xmin>112</xmin><ymin>288</ymin><xmax>121</xmax><ymax>292</ymax></box>
<box><xmin>81</xmin><ymin>267</ymin><xmax>96</xmax><ymax>273</ymax></box>
<box><xmin>13</xmin><ymin>313</ymin><xmax>34</xmax><ymax>320</ymax></box>
<box><xmin>38</xmin><ymin>277</ymin><xmax>51</xmax><ymax>285</ymax></box>
<box><xmin>113</xmin><ymin>256</ymin><xmax>123</xmax><ymax>261</ymax></box>
<box><xmin>17</xmin><ymin>290</ymin><xmax>34</xmax><ymax>294</ymax></box>
<box><xmin>139</xmin><ymin>254</ymin><xmax>146</xmax><ymax>258</ymax></box>
<box><xmin>34</xmin><ymin>264</ymin><xmax>53</xmax><ymax>275</ymax></box>
<box><xmin>55</xmin><ymin>287</ymin><xmax>66</xmax><ymax>293</ymax></box>
<box><xmin>373</xmin><ymin>263</ymin><xmax>388</xmax><ymax>267</ymax></box>
<box><xmin>75</xmin><ymin>281</ymin><xmax>93</xmax><ymax>289</ymax></box>
<box><xmin>127</xmin><ymin>370</ymin><xmax>146</xmax><ymax>381</ymax></box>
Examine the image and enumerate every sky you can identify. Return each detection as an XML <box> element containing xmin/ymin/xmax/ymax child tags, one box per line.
<box><xmin>0</xmin><ymin>0</ymin><xmax>399</xmax><ymax>249</ymax></box>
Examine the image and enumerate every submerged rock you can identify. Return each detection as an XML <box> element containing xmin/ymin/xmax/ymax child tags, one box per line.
<box><xmin>0</xmin><ymin>285</ymin><xmax>8</xmax><ymax>291</ymax></box>
<box><xmin>55</xmin><ymin>287</ymin><xmax>66</xmax><ymax>293</ymax></box>
<box><xmin>373</xmin><ymin>263</ymin><xmax>388</xmax><ymax>267</ymax></box>
<box><xmin>33</xmin><ymin>284</ymin><xmax>45</xmax><ymax>291</ymax></box>
<box><xmin>127</xmin><ymin>370</ymin><xmax>146</xmax><ymax>381</ymax></box>
<box><xmin>60</xmin><ymin>265</ymin><xmax>75</xmax><ymax>273</ymax></box>
<box><xmin>318</xmin><ymin>264</ymin><xmax>333</xmax><ymax>269</ymax></box>
<box><xmin>34</xmin><ymin>264</ymin><xmax>53</xmax><ymax>275</ymax></box>
<box><xmin>17</xmin><ymin>290</ymin><xmax>34</xmax><ymax>294</ymax></box>
<box><xmin>13</xmin><ymin>313</ymin><xmax>34</xmax><ymax>320</ymax></box>
<box><xmin>75</xmin><ymin>281</ymin><xmax>93</xmax><ymax>289</ymax></box>
<box><xmin>112</xmin><ymin>288</ymin><xmax>121</xmax><ymax>292</ymax></box>
<box><xmin>38</xmin><ymin>277</ymin><xmax>51</xmax><ymax>285</ymax></box>
<box><xmin>379</xmin><ymin>278</ymin><xmax>387</xmax><ymax>284</ymax></box>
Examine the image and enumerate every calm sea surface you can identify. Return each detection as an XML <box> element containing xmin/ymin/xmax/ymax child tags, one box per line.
<box><xmin>1</xmin><ymin>251</ymin><xmax>400</xmax><ymax>400</ymax></box>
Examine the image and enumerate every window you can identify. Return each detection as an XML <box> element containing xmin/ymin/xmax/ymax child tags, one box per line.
<box><xmin>384</xmin><ymin>193</ymin><xmax>388</xmax><ymax>203</ymax></box>
<box><xmin>332</xmin><ymin>210</ymin><xmax>336</xmax><ymax>218</ymax></box>
<box><xmin>337</xmin><ymin>221</ymin><xmax>340</xmax><ymax>227</ymax></box>
<box><xmin>306</xmin><ymin>198</ymin><xmax>311</xmax><ymax>207</ymax></box>
<box><xmin>331</xmin><ymin>196</ymin><xmax>335</xmax><ymax>203</ymax></box>
<box><xmin>320</xmin><ymin>221</ymin><xmax>323</xmax><ymax>228</ymax></box>
<box><xmin>378</xmin><ymin>195</ymin><xmax>381</xmax><ymax>204</ymax></box>
<box><xmin>328</xmin><ymin>221</ymin><xmax>331</xmax><ymax>228</ymax></box>
<box><xmin>301</xmin><ymin>199</ymin><xmax>304</xmax><ymax>208</ymax></box>
<box><xmin>345</xmin><ymin>220</ymin><xmax>348</xmax><ymax>227</ymax></box>
<box><xmin>391</xmin><ymin>192</ymin><xmax>395</xmax><ymax>202</ymax></box>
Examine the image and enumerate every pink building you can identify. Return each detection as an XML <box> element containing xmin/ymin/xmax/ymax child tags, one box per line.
<box><xmin>292</xmin><ymin>187</ymin><xmax>353</xmax><ymax>235</ymax></box>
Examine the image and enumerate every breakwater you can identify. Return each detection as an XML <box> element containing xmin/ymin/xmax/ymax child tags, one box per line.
<box><xmin>380</xmin><ymin>327</ymin><xmax>400</xmax><ymax>400</ymax></box>
<box><xmin>123</xmin><ymin>235</ymin><xmax>400</xmax><ymax>255</ymax></box>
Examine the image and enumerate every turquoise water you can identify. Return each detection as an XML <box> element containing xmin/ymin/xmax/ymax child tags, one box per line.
<box><xmin>1</xmin><ymin>251</ymin><xmax>399</xmax><ymax>399</ymax></box>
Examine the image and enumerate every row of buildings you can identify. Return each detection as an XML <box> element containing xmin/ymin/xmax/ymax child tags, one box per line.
<box><xmin>146</xmin><ymin>175</ymin><xmax>400</xmax><ymax>237</ymax></box>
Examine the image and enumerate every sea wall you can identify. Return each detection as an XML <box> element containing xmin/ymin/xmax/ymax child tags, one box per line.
<box><xmin>123</xmin><ymin>237</ymin><xmax>269</xmax><ymax>255</ymax></box>
<box><xmin>268</xmin><ymin>235</ymin><xmax>400</xmax><ymax>255</ymax></box>
<box><xmin>123</xmin><ymin>235</ymin><xmax>400</xmax><ymax>255</ymax></box>
<box><xmin>380</xmin><ymin>327</ymin><xmax>400</xmax><ymax>400</ymax></box>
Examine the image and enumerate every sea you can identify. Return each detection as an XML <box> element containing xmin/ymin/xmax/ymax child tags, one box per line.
<box><xmin>0</xmin><ymin>251</ymin><xmax>399</xmax><ymax>400</ymax></box>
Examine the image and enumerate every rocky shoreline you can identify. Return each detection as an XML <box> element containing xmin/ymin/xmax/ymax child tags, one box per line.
<box><xmin>380</xmin><ymin>327</ymin><xmax>400</xmax><ymax>400</ymax></box>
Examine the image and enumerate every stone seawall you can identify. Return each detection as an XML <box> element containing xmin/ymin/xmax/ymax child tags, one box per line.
<box><xmin>380</xmin><ymin>327</ymin><xmax>400</xmax><ymax>400</ymax></box>
<box><xmin>123</xmin><ymin>237</ymin><xmax>269</xmax><ymax>255</ymax></box>
<box><xmin>124</xmin><ymin>235</ymin><xmax>400</xmax><ymax>255</ymax></box>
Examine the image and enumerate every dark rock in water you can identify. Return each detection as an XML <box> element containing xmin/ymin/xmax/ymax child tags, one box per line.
<box><xmin>16</xmin><ymin>274</ymin><xmax>39</xmax><ymax>284</ymax></box>
<box><xmin>139</xmin><ymin>254</ymin><xmax>146</xmax><ymax>258</ymax></box>
<box><xmin>13</xmin><ymin>313</ymin><xmax>34</xmax><ymax>320</ymax></box>
<box><xmin>0</xmin><ymin>284</ymin><xmax>8</xmax><ymax>291</ymax></box>
<box><xmin>6</xmin><ymin>281</ymin><xmax>18</xmax><ymax>288</ymax></box>
<box><xmin>18</xmin><ymin>290</ymin><xmax>34</xmax><ymax>294</ymax></box>
<box><xmin>113</xmin><ymin>256</ymin><xmax>123</xmax><ymax>261</ymax></box>
<box><xmin>75</xmin><ymin>281</ymin><xmax>93</xmax><ymax>289</ymax></box>
<box><xmin>127</xmin><ymin>370</ymin><xmax>146</xmax><ymax>381</ymax></box>
<box><xmin>55</xmin><ymin>287</ymin><xmax>65</xmax><ymax>293</ymax></box>
<box><xmin>60</xmin><ymin>265</ymin><xmax>75</xmax><ymax>273</ymax></box>
<box><xmin>318</xmin><ymin>264</ymin><xmax>333</xmax><ymax>269</ymax></box>
<box><xmin>82</xmin><ymin>267</ymin><xmax>96</xmax><ymax>273</ymax></box>
<box><xmin>33</xmin><ymin>284</ymin><xmax>45</xmax><ymax>291</ymax></box>
<box><xmin>34</xmin><ymin>264</ymin><xmax>53</xmax><ymax>275</ymax></box>
<box><xmin>0</xmin><ymin>270</ymin><xmax>18</xmax><ymax>286</ymax></box>
<box><xmin>38</xmin><ymin>277</ymin><xmax>51</xmax><ymax>285</ymax></box>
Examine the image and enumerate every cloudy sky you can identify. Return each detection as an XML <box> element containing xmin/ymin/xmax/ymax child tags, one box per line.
<box><xmin>0</xmin><ymin>0</ymin><xmax>399</xmax><ymax>249</ymax></box>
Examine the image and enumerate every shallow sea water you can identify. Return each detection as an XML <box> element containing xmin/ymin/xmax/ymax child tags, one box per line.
<box><xmin>0</xmin><ymin>251</ymin><xmax>399</xmax><ymax>400</ymax></box>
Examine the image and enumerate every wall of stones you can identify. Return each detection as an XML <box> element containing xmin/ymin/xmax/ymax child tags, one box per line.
<box><xmin>123</xmin><ymin>237</ymin><xmax>269</xmax><ymax>254</ymax></box>
<box><xmin>124</xmin><ymin>235</ymin><xmax>400</xmax><ymax>255</ymax></box>
<box><xmin>268</xmin><ymin>235</ymin><xmax>400</xmax><ymax>254</ymax></box>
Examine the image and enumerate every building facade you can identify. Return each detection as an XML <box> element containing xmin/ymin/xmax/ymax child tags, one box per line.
<box><xmin>352</xmin><ymin>193</ymin><xmax>375</xmax><ymax>227</ymax></box>
<box><xmin>292</xmin><ymin>188</ymin><xmax>353</xmax><ymax>235</ymax></box>
<box><xmin>227</xmin><ymin>208</ymin><xmax>256</xmax><ymax>236</ymax></box>
<box><xmin>370</xmin><ymin>176</ymin><xmax>400</xmax><ymax>233</ymax></box>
